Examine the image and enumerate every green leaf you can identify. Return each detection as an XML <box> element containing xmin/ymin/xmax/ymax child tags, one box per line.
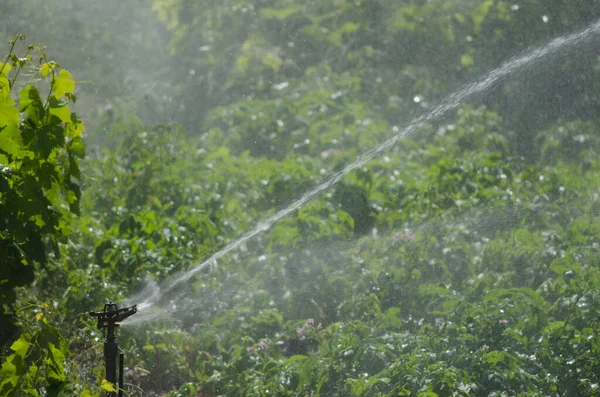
<box><xmin>19</xmin><ymin>85</ymin><xmax>43</xmax><ymax>110</ymax></box>
<box><xmin>49</xmin><ymin>106</ymin><xmax>71</xmax><ymax>123</ymax></box>
<box><xmin>0</xmin><ymin>105</ymin><xmax>21</xmax><ymax>156</ymax></box>
<box><xmin>69</xmin><ymin>156</ymin><xmax>83</xmax><ymax>182</ymax></box>
<box><xmin>261</xmin><ymin>52</ymin><xmax>282</xmax><ymax>72</ymax></box>
<box><xmin>46</xmin><ymin>342</ymin><xmax>66</xmax><ymax>385</ymax></box>
<box><xmin>380</xmin><ymin>307</ymin><xmax>403</xmax><ymax>328</ymax></box>
<box><xmin>0</xmin><ymin>374</ymin><xmax>20</xmax><ymax>395</ymax></box>
<box><xmin>66</xmin><ymin>113</ymin><xmax>85</xmax><ymax>138</ymax></box>
<box><xmin>67</xmin><ymin>181</ymin><xmax>82</xmax><ymax>214</ymax></box>
<box><xmin>53</xmin><ymin>70</ymin><xmax>75</xmax><ymax>99</ymax></box>
<box><xmin>0</xmin><ymin>76</ymin><xmax>11</xmax><ymax>104</ymax></box>
<box><xmin>40</xmin><ymin>62</ymin><xmax>57</xmax><ymax>78</ymax></box>
<box><xmin>0</xmin><ymin>101</ymin><xmax>19</xmax><ymax>129</ymax></box>
<box><xmin>100</xmin><ymin>379</ymin><xmax>117</xmax><ymax>392</ymax></box>
<box><xmin>389</xmin><ymin>6</ymin><xmax>419</xmax><ymax>32</ymax></box>
<box><xmin>143</xmin><ymin>344</ymin><xmax>156</xmax><ymax>352</ymax></box>
<box><xmin>471</xmin><ymin>0</ymin><xmax>494</xmax><ymax>32</ymax></box>
<box><xmin>20</xmin><ymin>85</ymin><xmax>45</xmax><ymax>123</ymax></box>
<box><xmin>236</xmin><ymin>56</ymin><xmax>250</xmax><ymax>73</ymax></box>
<box><xmin>261</xmin><ymin>6</ymin><xmax>302</xmax><ymax>20</ymax></box>
<box><xmin>284</xmin><ymin>355</ymin><xmax>308</xmax><ymax>365</ymax></box>
<box><xmin>550</xmin><ymin>258</ymin><xmax>574</xmax><ymax>276</ymax></box>
<box><xmin>327</xmin><ymin>22</ymin><xmax>360</xmax><ymax>46</ymax></box>
<box><xmin>0</xmin><ymin>63</ymin><xmax>12</xmax><ymax>77</ymax></box>
<box><xmin>461</xmin><ymin>54</ymin><xmax>474</xmax><ymax>67</ymax></box>
<box><xmin>10</xmin><ymin>334</ymin><xmax>31</xmax><ymax>357</ymax></box>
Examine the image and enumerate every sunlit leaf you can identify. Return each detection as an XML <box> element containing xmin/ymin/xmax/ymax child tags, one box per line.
<box><xmin>261</xmin><ymin>6</ymin><xmax>302</xmax><ymax>20</ymax></box>
<box><xmin>68</xmin><ymin>136</ymin><xmax>85</xmax><ymax>158</ymax></box>
<box><xmin>0</xmin><ymin>62</ymin><xmax>12</xmax><ymax>77</ymax></box>
<box><xmin>471</xmin><ymin>0</ymin><xmax>494</xmax><ymax>33</ymax></box>
<box><xmin>53</xmin><ymin>69</ymin><xmax>75</xmax><ymax>99</ymax></box>
<box><xmin>100</xmin><ymin>379</ymin><xmax>117</xmax><ymax>392</ymax></box>
<box><xmin>261</xmin><ymin>52</ymin><xmax>282</xmax><ymax>72</ymax></box>
<box><xmin>461</xmin><ymin>54</ymin><xmax>474</xmax><ymax>67</ymax></box>
<box><xmin>0</xmin><ymin>106</ymin><xmax>20</xmax><ymax>156</ymax></box>
<box><xmin>10</xmin><ymin>334</ymin><xmax>30</xmax><ymax>357</ymax></box>
<box><xmin>327</xmin><ymin>22</ymin><xmax>360</xmax><ymax>46</ymax></box>
<box><xmin>39</xmin><ymin>62</ymin><xmax>58</xmax><ymax>78</ymax></box>
<box><xmin>49</xmin><ymin>106</ymin><xmax>71</xmax><ymax>123</ymax></box>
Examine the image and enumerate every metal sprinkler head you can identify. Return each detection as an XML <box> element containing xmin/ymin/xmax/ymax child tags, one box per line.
<box><xmin>89</xmin><ymin>302</ymin><xmax>137</xmax><ymax>341</ymax></box>
<box><xmin>89</xmin><ymin>303</ymin><xmax>137</xmax><ymax>397</ymax></box>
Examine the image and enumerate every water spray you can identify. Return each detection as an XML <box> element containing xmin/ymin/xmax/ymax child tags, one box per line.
<box><xmin>130</xmin><ymin>18</ymin><xmax>600</xmax><ymax>322</ymax></box>
<box><xmin>89</xmin><ymin>303</ymin><xmax>137</xmax><ymax>396</ymax></box>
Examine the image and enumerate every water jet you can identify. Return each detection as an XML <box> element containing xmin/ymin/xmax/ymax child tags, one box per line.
<box><xmin>129</xmin><ymin>17</ymin><xmax>600</xmax><ymax>324</ymax></box>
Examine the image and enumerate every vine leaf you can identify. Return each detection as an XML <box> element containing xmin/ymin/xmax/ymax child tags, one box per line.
<box><xmin>100</xmin><ymin>379</ymin><xmax>117</xmax><ymax>392</ymax></box>
<box><xmin>53</xmin><ymin>70</ymin><xmax>75</xmax><ymax>99</ymax></box>
<box><xmin>10</xmin><ymin>334</ymin><xmax>30</xmax><ymax>357</ymax></box>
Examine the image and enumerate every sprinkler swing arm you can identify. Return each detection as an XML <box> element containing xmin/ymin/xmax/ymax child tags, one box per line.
<box><xmin>89</xmin><ymin>303</ymin><xmax>137</xmax><ymax>397</ymax></box>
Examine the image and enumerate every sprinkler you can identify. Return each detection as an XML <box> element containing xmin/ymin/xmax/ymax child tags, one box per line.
<box><xmin>89</xmin><ymin>303</ymin><xmax>137</xmax><ymax>397</ymax></box>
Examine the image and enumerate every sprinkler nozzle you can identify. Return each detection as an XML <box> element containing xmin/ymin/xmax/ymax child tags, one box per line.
<box><xmin>89</xmin><ymin>302</ymin><xmax>137</xmax><ymax>341</ymax></box>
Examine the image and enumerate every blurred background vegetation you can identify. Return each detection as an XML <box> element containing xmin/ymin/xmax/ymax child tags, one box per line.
<box><xmin>2</xmin><ymin>1</ymin><xmax>600</xmax><ymax>396</ymax></box>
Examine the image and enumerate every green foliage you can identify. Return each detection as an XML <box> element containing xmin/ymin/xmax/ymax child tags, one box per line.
<box><xmin>0</xmin><ymin>37</ymin><xmax>85</xmax><ymax>348</ymax></box>
<box><xmin>150</xmin><ymin>0</ymin><xmax>600</xmax><ymax>157</ymax></box>
<box><xmin>61</xmin><ymin>104</ymin><xmax>600</xmax><ymax>396</ymax></box>
<box><xmin>0</xmin><ymin>306</ymin><xmax>100</xmax><ymax>396</ymax></box>
<box><xmin>4</xmin><ymin>1</ymin><xmax>600</xmax><ymax>396</ymax></box>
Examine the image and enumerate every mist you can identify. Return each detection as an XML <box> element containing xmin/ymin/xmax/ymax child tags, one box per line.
<box><xmin>2</xmin><ymin>1</ymin><xmax>600</xmax><ymax>396</ymax></box>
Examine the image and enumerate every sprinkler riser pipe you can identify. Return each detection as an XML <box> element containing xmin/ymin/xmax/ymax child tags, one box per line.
<box><xmin>104</xmin><ymin>340</ymin><xmax>118</xmax><ymax>395</ymax></box>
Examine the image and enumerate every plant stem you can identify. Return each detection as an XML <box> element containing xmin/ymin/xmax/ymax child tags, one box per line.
<box><xmin>0</xmin><ymin>38</ymin><xmax>17</xmax><ymax>77</ymax></box>
<box><xmin>9</xmin><ymin>49</ymin><xmax>32</xmax><ymax>87</ymax></box>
